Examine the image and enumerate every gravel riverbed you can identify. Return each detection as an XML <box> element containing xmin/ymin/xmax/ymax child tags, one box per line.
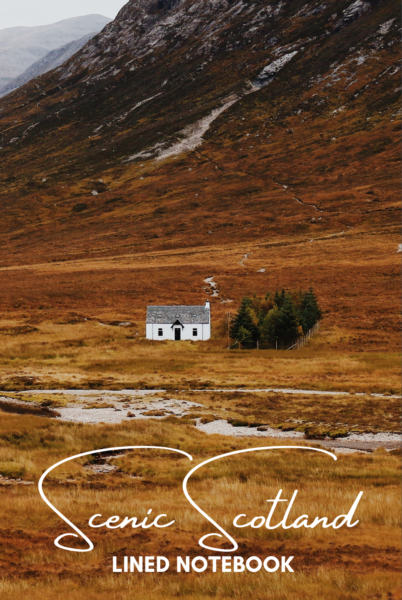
<box><xmin>1</xmin><ymin>389</ymin><xmax>400</xmax><ymax>451</ymax></box>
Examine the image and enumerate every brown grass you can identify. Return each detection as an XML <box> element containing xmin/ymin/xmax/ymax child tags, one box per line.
<box><xmin>176</xmin><ymin>389</ymin><xmax>401</xmax><ymax>436</ymax></box>
<box><xmin>0</xmin><ymin>319</ymin><xmax>400</xmax><ymax>394</ymax></box>
<box><xmin>0</xmin><ymin>411</ymin><xmax>400</xmax><ymax>599</ymax></box>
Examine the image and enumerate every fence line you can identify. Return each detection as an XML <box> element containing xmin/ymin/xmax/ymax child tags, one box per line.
<box><xmin>287</xmin><ymin>321</ymin><xmax>321</xmax><ymax>350</ymax></box>
<box><xmin>229</xmin><ymin>321</ymin><xmax>321</xmax><ymax>350</ymax></box>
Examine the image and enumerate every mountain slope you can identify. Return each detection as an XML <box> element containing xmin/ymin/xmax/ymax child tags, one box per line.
<box><xmin>0</xmin><ymin>14</ymin><xmax>111</xmax><ymax>88</ymax></box>
<box><xmin>0</xmin><ymin>33</ymin><xmax>99</xmax><ymax>98</ymax></box>
<box><xmin>0</xmin><ymin>0</ymin><xmax>399</xmax><ymax>342</ymax></box>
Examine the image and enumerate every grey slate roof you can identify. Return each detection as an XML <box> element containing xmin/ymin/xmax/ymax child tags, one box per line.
<box><xmin>147</xmin><ymin>305</ymin><xmax>210</xmax><ymax>325</ymax></box>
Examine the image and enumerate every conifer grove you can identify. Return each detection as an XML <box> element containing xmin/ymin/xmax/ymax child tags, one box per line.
<box><xmin>229</xmin><ymin>288</ymin><xmax>323</xmax><ymax>348</ymax></box>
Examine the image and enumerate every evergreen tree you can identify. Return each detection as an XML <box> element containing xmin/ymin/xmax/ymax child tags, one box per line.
<box><xmin>300</xmin><ymin>288</ymin><xmax>323</xmax><ymax>333</ymax></box>
<box><xmin>274</xmin><ymin>289</ymin><xmax>286</xmax><ymax>309</ymax></box>
<box><xmin>260</xmin><ymin>305</ymin><xmax>281</xmax><ymax>345</ymax></box>
<box><xmin>237</xmin><ymin>326</ymin><xmax>253</xmax><ymax>346</ymax></box>
<box><xmin>230</xmin><ymin>297</ymin><xmax>259</xmax><ymax>344</ymax></box>
<box><xmin>276</xmin><ymin>295</ymin><xmax>302</xmax><ymax>346</ymax></box>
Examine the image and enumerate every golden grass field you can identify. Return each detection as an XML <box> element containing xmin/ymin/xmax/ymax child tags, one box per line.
<box><xmin>0</xmin><ymin>411</ymin><xmax>400</xmax><ymax>600</ymax></box>
<box><xmin>0</xmin><ymin>226</ymin><xmax>399</xmax><ymax>395</ymax></box>
<box><xmin>0</xmin><ymin>318</ymin><xmax>400</xmax><ymax>394</ymax></box>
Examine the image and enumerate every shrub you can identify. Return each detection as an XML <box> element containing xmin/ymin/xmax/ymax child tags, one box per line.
<box><xmin>0</xmin><ymin>461</ymin><xmax>26</xmax><ymax>479</ymax></box>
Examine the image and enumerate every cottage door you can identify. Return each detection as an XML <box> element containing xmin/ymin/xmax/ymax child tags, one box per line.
<box><xmin>174</xmin><ymin>328</ymin><xmax>181</xmax><ymax>341</ymax></box>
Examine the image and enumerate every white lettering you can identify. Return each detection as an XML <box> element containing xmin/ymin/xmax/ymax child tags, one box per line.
<box><xmin>119</xmin><ymin>517</ymin><xmax>139</xmax><ymax>528</ymax></box>
<box><xmin>233</xmin><ymin>490</ymin><xmax>364</xmax><ymax>533</ymax></box>
<box><xmin>177</xmin><ymin>556</ymin><xmax>190</xmax><ymax>572</ymax></box>
<box><xmin>222</xmin><ymin>557</ymin><xmax>231</xmax><ymax>572</ymax></box>
<box><xmin>130</xmin><ymin>556</ymin><xmax>143</xmax><ymax>572</ymax></box>
<box><xmin>232</xmin><ymin>514</ymin><xmax>249</xmax><ymax>528</ymax></box>
<box><xmin>281</xmin><ymin>556</ymin><xmax>294</xmax><ymax>572</ymax></box>
<box><xmin>265</xmin><ymin>489</ymin><xmax>289</xmax><ymax>529</ymax></box>
<box><xmin>208</xmin><ymin>556</ymin><xmax>221</xmax><ymax>572</ymax></box>
<box><xmin>88</xmin><ymin>510</ymin><xmax>175</xmax><ymax>531</ymax></box>
<box><xmin>112</xmin><ymin>556</ymin><xmax>122</xmax><ymax>573</ymax></box>
<box><xmin>264</xmin><ymin>557</ymin><xmax>280</xmax><ymax>572</ymax></box>
<box><xmin>246</xmin><ymin>557</ymin><xmax>262</xmax><ymax>572</ymax></box>
<box><xmin>106</xmin><ymin>516</ymin><xmax>122</xmax><ymax>529</ymax></box>
<box><xmin>192</xmin><ymin>557</ymin><xmax>208</xmax><ymax>572</ymax></box>
<box><xmin>88</xmin><ymin>514</ymin><xmax>106</xmax><ymax>528</ymax></box>
<box><xmin>157</xmin><ymin>557</ymin><xmax>169</xmax><ymax>572</ymax></box>
<box><xmin>278</xmin><ymin>490</ymin><xmax>298</xmax><ymax>529</ymax></box>
<box><xmin>233</xmin><ymin>556</ymin><xmax>245</xmax><ymax>572</ymax></box>
<box><xmin>250</xmin><ymin>516</ymin><xmax>265</xmax><ymax>529</ymax></box>
<box><xmin>153</xmin><ymin>514</ymin><xmax>175</xmax><ymax>528</ymax></box>
<box><xmin>291</xmin><ymin>515</ymin><xmax>310</xmax><ymax>529</ymax></box>
<box><xmin>330</xmin><ymin>492</ymin><xmax>363</xmax><ymax>529</ymax></box>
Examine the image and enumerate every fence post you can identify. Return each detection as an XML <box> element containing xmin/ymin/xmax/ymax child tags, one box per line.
<box><xmin>286</xmin><ymin>321</ymin><xmax>321</xmax><ymax>351</ymax></box>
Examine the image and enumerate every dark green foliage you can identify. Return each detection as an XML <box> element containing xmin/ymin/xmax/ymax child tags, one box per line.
<box><xmin>229</xmin><ymin>297</ymin><xmax>259</xmax><ymax>345</ymax></box>
<box><xmin>260</xmin><ymin>305</ymin><xmax>281</xmax><ymax>345</ymax></box>
<box><xmin>276</xmin><ymin>295</ymin><xmax>302</xmax><ymax>345</ymax></box>
<box><xmin>274</xmin><ymin>289</ymin><xmax>286</xmax><ymax>309</ymax></box>
<box><xmin>230</xmin><ymin>288</ymin><xmax>323</xmax><ymax>348</ymax></box>
<box><xmin>237</xmin><ymin>325</ymin><xmax>253</xmax><ymax>345</ymax></box>
<box><xmin>300</xmin><ymin>287</ymin><xmax>323</xmax><ymax>334</ymax></box>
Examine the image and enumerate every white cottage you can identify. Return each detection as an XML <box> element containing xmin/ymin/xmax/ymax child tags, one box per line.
<box><xmin>146</xmin><ymin>302</ymin><xmax>211</xmax><ymax>341</ymax></box>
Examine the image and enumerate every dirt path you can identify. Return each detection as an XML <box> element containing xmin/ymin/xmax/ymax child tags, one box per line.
<box><xmin>239</xmin><ymin>252</ymin><xmax>252</xmax><ymax>266</ymax></box>
<box><xmin>204</xmin><ymin>276</ymin><xmax>233</xmax><ymax>302</ymax></box>
<box><xmin>294</xmin><ymin>196</ymin><xmax>323</xmax><ymax>213</ymax></box>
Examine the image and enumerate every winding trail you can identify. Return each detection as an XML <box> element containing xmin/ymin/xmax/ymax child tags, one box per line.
<box><xmin>239</xmin><ymin>252</ymin><xmax>252</xmax><ymax>266</ymax></box>
<box><xmin>274</xmin><ymin>181</ymin><xmax>324</xmax><ymax>213</ymax></box>
<box><xmin>294</xmin><ymin>196</ymin><xmax>323</xmax><ymax>213</ymax></box>
<box><xmin>204</xmin><ymin>276</ymin><xmax>233</xmax><ymax>303</ymax></box>
<box><xmin>204</xmin><ymin>276</ymin><xmax>220</xmax><ymax>297</ymax></box>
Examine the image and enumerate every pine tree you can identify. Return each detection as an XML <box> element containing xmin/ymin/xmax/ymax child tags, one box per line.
<box><xmin>230</xmin><ymin>297</ymin><xmax>259</xmax><ymax>344</ymax></box>
<box><xmin>274</xmin><ymin>289</ymin><xmax>286</xmax><ymax>309</ymax></box>
<box><xmin>237</xmin><ymin>326</ymin><xmax>253</xmax><ymax>346</ymax></box>
<box><xmin>276</xmin><ymin>295</ymin><xmax>302</xmax><ymax>346</ymax></box>
<box><xmin>260</xmin><ymin>305</ymin><xmax>281</xmax><ymax>345</ymax></box>
<box><xmin>300</xmin><ymin>288</ymin><xmax>323</xmax><ymax>333</ymax></box>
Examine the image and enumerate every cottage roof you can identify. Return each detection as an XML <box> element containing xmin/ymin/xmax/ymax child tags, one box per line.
<box><xmin>146</xmin><ymin>305</ymin><xmax>210</xmax><ymax>325</ymax></box>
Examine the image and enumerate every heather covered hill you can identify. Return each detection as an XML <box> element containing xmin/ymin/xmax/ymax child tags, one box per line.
<box><xmin>0</xmin><ymin>0</ymin><xmax>399</xmax><ymax>255</ymax></box>
<box><xmin>0</xmin><ymin>0</ymin><xmax>399</xmax><ymax>346</ymax></box>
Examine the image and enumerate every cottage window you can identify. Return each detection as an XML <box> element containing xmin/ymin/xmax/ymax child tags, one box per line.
<box><xmin>192</xmin><ymin>328</ymin><xmax>198</xmax><ymax>336</ymax></box>
<box><xmin>158</xmin><ymin>328</ymin><xmax>163</xmax><ymax>336</ymax></box>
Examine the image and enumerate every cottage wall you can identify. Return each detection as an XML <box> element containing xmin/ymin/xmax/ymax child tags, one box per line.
<box><xmin>146</xmin><ymin>322</ymin><xmax>210</xmax><ymax>341</ymax></box>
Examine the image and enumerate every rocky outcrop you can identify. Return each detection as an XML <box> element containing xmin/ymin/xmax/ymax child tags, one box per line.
<box><xmin>254</xmin><ymin>52</ymin><xmax>299</xmax><ymax>86</ymax></box>
<box><xmin>334</xmin><ymin>0</ymin><xmax>371</xmax><ymax>30</ymax></box>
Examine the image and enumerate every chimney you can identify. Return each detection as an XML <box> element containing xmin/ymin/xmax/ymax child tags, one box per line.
<box><xmin>205</xmin><ymin>300</ymin><xmax>210</xmax><ymax>310</ymax></box>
